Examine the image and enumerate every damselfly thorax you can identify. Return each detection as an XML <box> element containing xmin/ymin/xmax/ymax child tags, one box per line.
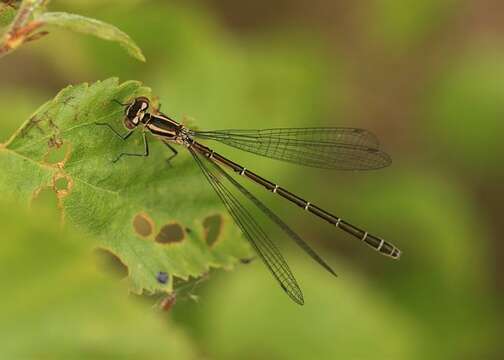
<box><xmin>123</xmin><ymin>96</ymin><xmax>190</xmax><ymax>146</ymax></box>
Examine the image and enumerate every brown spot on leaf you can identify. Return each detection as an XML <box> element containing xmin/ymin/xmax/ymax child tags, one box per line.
<box><xmin>94</xmin><ymin>248</ymin><xmax>128</xmax><ymax>279</ymax></box>
<box><xmin>48</xmin><ymin>135</ymin><xmax>64</xmax><ymax>149</ymax></box>
<box><xmin>44</xmin><ymin>140</ymin><xmax>72</xmax><ymax>168</ymax></box>
<box><xmin>21</xmin><ymin>115</ymin><xmax>45</xmax><ymax>138</ymax></box>
<box><xmin>203</xmin><ymin>214</ymin><xmax>223</xmax><ymax>247</ymax></box>
<box><xmin>133</xmin><ymin>213</ymin><xmax>154</xmax><ymax>238</ymax></box>
<box><xmin>155</xmin><ymin>223</ymin><xmax>185</xmax><ymax>244</ymax></box>
<box><xmin>21</xmin><ymin>108</ymin><xmax>62</xmax><ymax>139</ymax></box>
<box><xmin>240</xmin><ymin>257</ymin><xmax>255</xmax><ymax>265</ymax></box>
<box><xmin>44</xmin><ymin>136</ymin><xmax>66</xmax><ymax>163</ymax></box>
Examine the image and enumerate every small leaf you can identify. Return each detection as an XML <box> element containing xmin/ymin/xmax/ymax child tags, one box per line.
<box><xmin>0</xmin><ymin>3</ymin><xmax>17</xmax><ymax>28</ymax></box>
<box><xmin>0</xmin><ymin>78</ymin><xmax>251</xmax><ymax>296</ymax></box>
<box><xmin>37</xmin><ymin>11</ymin><xmax>145</xmax><ymax>62</ymax></box>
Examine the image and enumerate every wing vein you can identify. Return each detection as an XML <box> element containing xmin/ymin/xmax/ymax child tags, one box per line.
<box><xmin>189</xmin><ymin>147</ymin><xmax>305</xmax><ymax>305</ymax></box>
<box><xmin>192</xmin><ymin>127</ymin><xmax>391</xmax><ymax>170</ymax></box>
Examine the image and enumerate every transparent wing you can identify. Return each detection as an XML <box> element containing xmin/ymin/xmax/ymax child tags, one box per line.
<box><xmin>189</xmin><ymin>147</ymin><xmax>305</xmax><ymax>305</ymax></box>
<box><xmin>210</xmin><ymin>155</ymin><xmax>337</xmax><ymax>277</ymax></box>
<box><xmin>192</xmin><ymin>127</ymin><xmax>391</xmax><ymax>170</ymax></box>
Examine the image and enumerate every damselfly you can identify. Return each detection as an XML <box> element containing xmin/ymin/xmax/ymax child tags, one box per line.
<box><xmin>96</xmin><ymin>97</ymin><xmax>401</xmax><ymax>305</ymax></box>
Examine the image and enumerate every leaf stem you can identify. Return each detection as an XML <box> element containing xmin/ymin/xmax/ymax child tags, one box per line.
<box><xmin>0</xmin><ymin>0</ymin><xmax>48</xmax><ymax>58</ymax></box>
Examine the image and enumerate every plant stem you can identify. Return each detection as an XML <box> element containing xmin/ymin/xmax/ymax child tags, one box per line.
<box><xmin>0</xmin><ymin>0</ymin><xmax>48</xmax><ymax>58</ymax></box>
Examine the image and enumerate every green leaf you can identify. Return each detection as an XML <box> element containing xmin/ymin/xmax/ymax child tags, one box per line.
<box><xmin>0</xmin><ymin>3</ymin><xmax>17</xmax><ymax>28</ymax></box>
<box><xmin>37</xmin><ymin>11</ymin><xmax>145</xmax><ymax>62</ymax></box>
<box><xmin>0</xmin><ymin>200</ymin><xmax>198</xmax><ymax>359</ymax></box>
<box><xmin>0</xmin><ymin>78</ymin><xmax>251</xmax><ymax>296</ymax></box>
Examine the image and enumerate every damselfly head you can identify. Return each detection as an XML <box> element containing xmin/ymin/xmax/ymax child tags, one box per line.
<box><xmin>124</xmin><ymin>97</ymin><xmax>150</xmax><ymax>129</ymax></box>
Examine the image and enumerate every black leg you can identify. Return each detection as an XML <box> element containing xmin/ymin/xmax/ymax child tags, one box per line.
<box><xmin>95</xmin><ymin>122</ymin><xmax>133</xmax><ymax>140</ymax></box>
<box><xmin>162</xmin><ymin>141</ymin><xmax>178</xmax><ymax>167</ymax></box>
<box><xmin>113</xmin><ymin>132</ymin><xmax>150</xmax><ymax>163</ymax></box>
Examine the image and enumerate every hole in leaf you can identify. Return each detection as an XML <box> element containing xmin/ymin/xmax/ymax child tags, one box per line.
<box><xmin>52</xmin><ymin>173</ymin><xmax>73</xmax><ymax>198</ymax></box>
<box><xmin>94</xmin><ymin>248</ymin><xmax>128</xmax><ymax>279</ymax></box>
<box><xmin>155</xmin><ymin>223</ymin><xmax>185</xmax><ymax>244</ymax></box>
<box><xmin>133</xmin><ymin>213</ymin><xmax>154</xmax><ymax>237</ymax></box>
<box><xmin>156</xmin><ymin>271</ymin><xmax>169</xmax><ymax>284</ymax></box>
<box><xmin>203</xmin><ymin>214</ymin><xmax>223</xmax><ymax>247</ymax></box>
<box><xmin>54</xmin><ymin>177</ymin><xmax>69</xmax><ymax>191</ymax></box>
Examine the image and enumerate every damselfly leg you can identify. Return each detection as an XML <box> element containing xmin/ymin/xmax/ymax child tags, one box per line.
<box><xmin>112</xmin><ymin>131</ymin><xmax>149</xmax><ymax>163</ymax></box>
<box><xmin>95</xmin><ymin>122</ymin><xmax>149</xmax><ymax>163</ymax></box>
<box><xmin>162</xmin><ymin>141</ymin><xmax>179</xmax><ymax>166</ymax></box>
<box><xmin>95</xmin><ymin>122</ymin><xmax>134</xmax><ymax>140</ymax></box>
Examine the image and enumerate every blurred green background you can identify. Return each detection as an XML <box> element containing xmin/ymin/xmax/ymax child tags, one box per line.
<box><xmin>1</xmin><ymin>0</ymin><xmax>503</xmax><ymax>358</ymax></box>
